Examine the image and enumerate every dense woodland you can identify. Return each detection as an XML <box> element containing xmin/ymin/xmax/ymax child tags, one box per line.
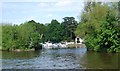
<box><xmin>1</xmin><ymin>2</ymin><xmax>120</xmax><ymax>52</ymax></box>
<box><xmin>2</xmin><ymin>17</ymin><xmax>78</xmax><ymax>51</ymax></box>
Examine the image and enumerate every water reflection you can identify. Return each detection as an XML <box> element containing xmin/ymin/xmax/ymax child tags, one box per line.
<box><xmin>1</xmin><ymin>48</ymin><xmax>119</xmax><ymax>69</ymax></box>
<box><xmin>79</xmin><ymin>51</ymin><xmax>118</xmax><ymax>69</ymax></box>
<box><xmin>2</xmin><ymin>50</ymin><xmax>40</xmax><ymax>59</ymax></box>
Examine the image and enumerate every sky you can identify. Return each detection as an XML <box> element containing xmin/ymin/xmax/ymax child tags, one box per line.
<box><xmin>1</xmin><ymin>0</ymin><xmax>85</xmax><ymax>25</ymax></box>
<box><xmin>1</xmin><ymin>0</ymin><xmax>118</xmax><ymax>25</ymax></box>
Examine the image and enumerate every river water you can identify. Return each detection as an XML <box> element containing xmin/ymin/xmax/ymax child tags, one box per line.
<box><xmin>1</xmin><ymin>47</ymin><xmax>119</xmax><ymax>69</ymax></box>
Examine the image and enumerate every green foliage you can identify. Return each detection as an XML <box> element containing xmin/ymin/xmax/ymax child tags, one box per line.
<box><xmin>0</xmin><ymin>25</ymin><xmax>2</xmax><ymax>50</ymax></box>
<box><xmin>2</xmin><ymin>17</ymin><xmax>78</xmax><ymax>50</ymax></box>
<box><xmin>75</xmin><ymin>3</ymin><xmax>109</xmax><ymax>38</ymax></box>
<box><xmin>85</xmin><ymin>12</ymin><xmax>120</xmax><ymax>52</ymax></box>
<box><xmin>75</xmin><ymin>2</ymin><xmax>120</xmax><ymax>52</ymax></box>
<box><xmin>62</xmin><ymin>17</ymin><xmax>78</xmax><ymax>41</ymax></box>
<box><xmin>44</xmin><ymin>19</ymin><xmax>63</xmax><ymax>43</ymax></box>
<box><xmin>43</xmin><ymin>17</ymin><xmax>78</xmax><ymax>43</ymax></box>
<box><xmin>2</xmin><ymin>20</ymin><xmax>44</xmax><ymax>51</ymax></box>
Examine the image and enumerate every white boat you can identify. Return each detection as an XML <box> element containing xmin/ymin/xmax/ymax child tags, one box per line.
<box><xmin>59</xmin><ymin>43</ymin><xmax>67</xmax><ymax>48</ymax></box>
<box><xmin>52</xmin><ymin>43</ymin><xmax>59</xmax><ymax>48</ymax></box>
<box><xmin>41</xmin><ymin>42</ymin><xmax>53</xmax><ymax>49</ymax></box>
<box><xmin>41</xmin><ymin>42</ymin><xmax>68</xmax><ymax>49</ymax></box>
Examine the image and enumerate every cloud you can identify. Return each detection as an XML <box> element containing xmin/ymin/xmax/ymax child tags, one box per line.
<box><xmin>2</xmin><ymin>1</ymin><xmax>85</xmax><ymax>24</ymax></box>
<box><xmin>55</xmin><ymin>0</ymin><xmax>73</xmax><ymax>8</ymax></box>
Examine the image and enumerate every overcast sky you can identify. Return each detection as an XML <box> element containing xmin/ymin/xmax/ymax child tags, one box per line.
<box><xmin>1</xmin><ymin>0</ymin><xmax>118</xmax><ymax>25</ymax></box>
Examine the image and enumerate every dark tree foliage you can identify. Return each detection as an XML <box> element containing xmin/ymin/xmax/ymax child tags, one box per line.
<box><xmin>62</xmin><ymin>17</ymin><xmax>78</xmax><ymax>41</ymax></box>
<box><xmin>44</xmin><ymin>19</ymin><xmax>63</xmax><ymax>43</ymax></box>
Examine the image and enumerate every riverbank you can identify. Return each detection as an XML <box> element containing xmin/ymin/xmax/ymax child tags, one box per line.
<box><xmin>1</xmin><ymin>43</ymin><xmax>86</xmax><ymax>52</ymax></box>
<box><xmin>1</xmin><ymin>48</ymin><xmax>35</xmax><ymax>52</ymax></box>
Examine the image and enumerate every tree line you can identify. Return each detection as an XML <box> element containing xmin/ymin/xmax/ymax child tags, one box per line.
<box><xmin>2</xmin><ymin>2</ymin><xmax>120</xmax><ymax>52</ymax></box>
<box><xmin>2</xmin><ymin>17</ymin><xmax>78</xmax><ymax>51</ymax></box>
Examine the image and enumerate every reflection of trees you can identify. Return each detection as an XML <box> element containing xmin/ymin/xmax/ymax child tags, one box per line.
<box><xmin>2</xmin><ymin>51</ymin><xmax>41</xmax><ymax>59</ymax></box>
<box><xmin>80</xmin><ymin>51</ymin><xmax>118</xmax><ymax>68</ymax></box>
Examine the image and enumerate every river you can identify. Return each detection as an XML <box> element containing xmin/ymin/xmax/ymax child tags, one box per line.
<box><xmin>1</xmin><ymin>47</ymin><xmax>119</xmax><ymax>69</ymax></box>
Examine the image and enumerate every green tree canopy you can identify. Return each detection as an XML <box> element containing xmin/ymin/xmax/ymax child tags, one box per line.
<box><xmin>44</xmin><ymin>19</ymin><xmax>63</xmax><ymax>43</ymax></box>
<box><xmin>2</xmin><ymin>20</ymin><xmax>45</xmax><ymax>51</ymax></box>
<box><xmin>75</xmin><ymin>2</ymin><xmax>120</xmax><ymax>52</ymax></box>
<box><xmin>62</xmin><ymin>17</ymin><xmax>78</xmax><ymax>41</ymax></box>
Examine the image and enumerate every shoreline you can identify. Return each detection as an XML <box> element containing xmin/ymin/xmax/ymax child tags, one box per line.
<box><xmin>67</xmin><ymin>44</ymin><xmax>86</xmax><ymax>48</ymax></box>
<box><xmin>1</xmin><ymin>44</ymin><xmax>86</xmax><ymax>52</ymax></box>
<box><xmin>0</xmin><ymin>48</ymin><xmax>35</xmax><ymax>52</ymax></box>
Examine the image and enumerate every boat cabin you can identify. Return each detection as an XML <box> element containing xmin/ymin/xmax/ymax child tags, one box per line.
<box><xmin>75</xmin><ymin>37</ymin><xmax>83</xmax><ymax>44</ymax></box>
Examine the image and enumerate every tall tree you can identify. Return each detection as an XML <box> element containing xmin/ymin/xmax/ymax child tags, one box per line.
<box><xmin>75</xmin><ymin>2</ymin><xmax>108</xmax><ymax>38</ymax></box>
<box><xmin>45</xmin><ymin>19</ymin><xmax>63</xmax><ymax>43</ymax></box>
<box><xmin>62</xmin><ymin>17</ymin><xmax>78</xmax><ymax>41</ymax></box>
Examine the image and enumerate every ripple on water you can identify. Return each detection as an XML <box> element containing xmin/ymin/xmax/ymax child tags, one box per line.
<box><xmin>2</xmin><ymin>48</ymin><xmax>87</xmax><ymax>69</ymax></box>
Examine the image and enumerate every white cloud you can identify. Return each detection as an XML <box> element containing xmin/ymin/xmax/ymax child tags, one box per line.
<box><xmin>55</xmin><ymin>0</ymin><xmax>73</xmax><ymax>8</ymax></box>
<box><xmin>36</xmin><ymin>1</ymin><xmax>84</xmax><ymax>12</ymax></box>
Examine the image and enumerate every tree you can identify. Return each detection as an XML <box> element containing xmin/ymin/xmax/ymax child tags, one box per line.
<box><xmin>75</xmin><ymin>2</ymin><xmax>109</xmax><ymax>38</ymax></box>
<box><xmin>85</xmin><ymin>11</ymin><xmax>120</xmax><ymax>52</ymax></box>
<box><xmin>0</xmin><ymin>25</ymin><xmax>2</xmax><ymax>50</ymax></box>
<box><xmin>75</xmin><ymin>2</ymin><xmax>120</xmax><ymax>52</ymax></box>
<box><xmin>62</xmin><ymin>17</ymin><xmax>78</xmax><ymax>41</ymax></box>
<box><xmin>44</xmin><ymin>19</ymin><xmax>63</xmax><ymax>43</ymax></box>
<box><xmin>18</xmin><ymin>20</ymin><xmax>43</xmax><ymax>50</ymax></box>
<box><xmin>2</xmin><ymin>20</ymin><xmax>44</xmax><ymax>51</ymax></box>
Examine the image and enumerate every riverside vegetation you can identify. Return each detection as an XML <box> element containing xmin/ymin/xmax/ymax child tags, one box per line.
<box><xmin>1</xmin><ymin>2</ymin><xmax>120</xmax><ymax>52</ymax></box>
<box><xmin>75</xmin><ymin>2</ymin><xmax>120</xmax><ymax>52</ymax></box>
<box><xmin>2</xmin><ymin>17</ymin><xmax>78</xmax><ymax>51</ymax></box>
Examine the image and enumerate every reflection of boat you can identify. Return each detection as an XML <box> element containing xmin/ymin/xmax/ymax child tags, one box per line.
<box><xmin>59</xmin><ymin>42</ymin><xmax>67</xmax><ymax>48</ymax></box>
<box><xmin>52</xmin><ymin>43</ymin><xmax>60</xmax><ymax>48</ymax></box>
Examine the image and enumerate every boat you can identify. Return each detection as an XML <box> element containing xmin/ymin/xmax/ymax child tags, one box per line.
<box><xmin>41</xmin><ymin>42</ymin><xmax>68</xmax><ymax>49</ymax></box>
